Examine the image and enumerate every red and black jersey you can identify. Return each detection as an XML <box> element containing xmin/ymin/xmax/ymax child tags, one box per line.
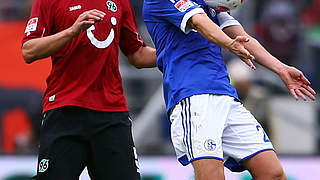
<box><xmin>22</xmin><ymin>0</ymin><xmax>146</xmax><ymax>113</ymax></box>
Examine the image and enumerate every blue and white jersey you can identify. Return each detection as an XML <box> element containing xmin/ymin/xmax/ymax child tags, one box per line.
<box><xmin>143</xmin><ymin>0</ymin><xmax>241</xmax><ymax>112</ymax></box>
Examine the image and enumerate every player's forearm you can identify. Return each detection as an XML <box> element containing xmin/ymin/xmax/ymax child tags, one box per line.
<box><xmin>127</xmin><ymin>46</ymin><xmax>157</xmax><ymax>68</ymax></box>
<box><xmin>189</xmin><ymin>13</ymin><xmax>233</xmax><ymax>49</ymax></box>
<box><xmin>245</xmin><ymin>37</ymin><xmax>287</xmax><ymax>73</ymax></box>
<box><xmin>22</xmin><ymin>28</ymin><xmax>74</xmax><ymax>64</ymax></box>
<box><xmin>223</xmin><ymin>25</ymin><xmax>287</xmax><ymax>74</ymax></box>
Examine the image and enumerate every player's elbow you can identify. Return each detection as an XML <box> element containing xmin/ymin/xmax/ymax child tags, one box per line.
<box><xmin>189</xmin><ymin>13</ymin><xmax>206</xmax><ymax>31</ymax></box>
<box><xmin>127</xmin><ymin>48</ymin><xmax>142</xmax><ymax>68</ymax></box>
<box><xmin>128</xmin><ymin>57</ymin><xmax>143</xmax><ymax>69</ymax></box>
<box><xmin>127</xmin><ymin>46</ymin><xmax>156</xmax><ymax>69</ymax></box>
<box><xmin>22</xmin><ymin>50</ymin><xmax>35</xmax><ymax>64</ymax></box>
<box><xmin>21</xmin><ymin>43</ymin><xmax>37</xmax><ymax>64</ymax></box>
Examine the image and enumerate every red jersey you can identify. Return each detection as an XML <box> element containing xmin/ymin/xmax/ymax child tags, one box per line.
<box><xmin>22</xmin><ymin>0</ymin><xmax>146</xmax><ymax>113</ymax></box>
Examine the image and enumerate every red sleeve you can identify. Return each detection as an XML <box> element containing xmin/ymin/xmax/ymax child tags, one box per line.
<box><xmin>22</xmin><ymin>0</ymin><xmax>53</xmax><ymax>45</ymax></box>
<box><xmin>119</xmin><ymin>0</ymin><xmax>146</xmax><ymax>56</ymax></box>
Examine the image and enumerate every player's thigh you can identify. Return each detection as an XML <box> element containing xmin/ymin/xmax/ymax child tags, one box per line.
<box><xmin>242</xmin><ymin>150</ymin><xmax>286</xmax><ymax>180</ymax></box>
<box><xmin>222</xmin><ymin>101</ymin><xmax>274</xmax><ymax>172</ymax></box>
<box><xmin>35</xmin><ymin>107</ymin><xmax>89</xmax><ymax>180</ymax></box>
<box><xmin>170</xmin><ymin>95</ymin><xmax>233</xmax><ymax>165</ymax></box>
<box><xmin>192</xmin><ymin>159</ymin><xmax>225</xmax><ymax>180</ymax></box>
<box><xmin>87</xmin><ymin>112</ymin><xmax>140</xmax><ymax>180</ymax></box>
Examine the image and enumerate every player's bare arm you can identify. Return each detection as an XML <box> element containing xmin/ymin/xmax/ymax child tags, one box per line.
<box><xmin>188</xmin><ymin>13</ymin><xmax>256</xmax><ymax>70</ymax></box>
<box><xmin>22</xmin><ymin>9</ymin><xmax>105</xmax><ymax>64</ymax></box>
<box><xmin>127</xmin><ymin>46</ymin><xmax>157</xmax><ymax>68</ymax></box>
<box><xmin>223</xmin><ymin>25</ymin><xmax>316</xmax><ymax>101</ymax></box>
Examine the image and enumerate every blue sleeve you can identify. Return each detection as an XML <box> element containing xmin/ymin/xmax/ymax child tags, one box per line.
<box><xmin>143</xmin><ymin>0</ymin><xmax>205</xmax><ymax>34</ymax></box>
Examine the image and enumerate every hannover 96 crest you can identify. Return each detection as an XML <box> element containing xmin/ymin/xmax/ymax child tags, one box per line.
<box><xmin>38</xmin><ymin>159</ymin><xmax>49</xmax><ymax>173</ymax></box>
<box><xmin>106</xmin><ymin>0</ymin><xmax>117</xmax><ymax>12</ymax></box>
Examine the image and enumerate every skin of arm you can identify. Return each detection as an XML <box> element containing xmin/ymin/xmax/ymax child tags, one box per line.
<box><xmin>189</xmin><ymin>13</ymin><xmax>234</xmax><ymax>49</ymax></box>
<box><xmin>188</xmin><ymin>13</ymin><xmax>256</xmax><ymax>69</ymax></box>
<box><xmin>223</xmin><ymin>25</ymin><xmax>316</xmax><ymax>100</ymax></box>
<box><xmin>22</xmin><ymin>9</ymin><xmax>106</xmax><ymax>64</ymax></box>
<box><xmin>22</xmin><ymin>29</ymin><xmax>75</xmax><ymax>63</ymax></box>
<box><xmin>127</xmin><ymin>46</ymin><xmax>157</xmax><ymax>68</ymax></box>
<box><xmin>223</xmin><ymin>25</ymin><xmax>285</xmax><ymax>73</ymax></box>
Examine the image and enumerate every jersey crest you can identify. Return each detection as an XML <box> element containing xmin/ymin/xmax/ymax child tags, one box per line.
<box><xmin>106</xmin><ymin>0</ymin><xmax>118</xmax><ymax>12</ymax></box>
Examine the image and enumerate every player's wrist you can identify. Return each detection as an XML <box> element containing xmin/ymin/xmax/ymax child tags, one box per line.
<box><xmin>268</xmin><ymin>57</ymin><xmax>288</xmax><ymax>74</ymax></box>
<box><xmin>274</xmin><ymin>63</ymin><xmax>290</xmax><ymax>75</ymax></box>
<box><xmin>222</xmin><ymin>38</ymin><xmax>234</xmax><ymax>51</ymax></box>
<box><xmin>66</xmin><ymin>26</ymin><xmax>79</xmax><ymax>38</ymax></box>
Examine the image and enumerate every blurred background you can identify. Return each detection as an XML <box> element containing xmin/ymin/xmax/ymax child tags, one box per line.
<box><xmin>0</xmin><ymin>0</ymin><xmax>319</xmax><ymax>179</ymax></box>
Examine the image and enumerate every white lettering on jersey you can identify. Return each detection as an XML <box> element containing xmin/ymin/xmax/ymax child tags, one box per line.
<box><xmin>169</xmin><ymin>0</ymin><xmax>176</xmax><ymax>3</ymax></box>
<box><xmin>86</xmin><ymin>17</ymin><xmax>116</xmax><ymax>49</ymax></box>
<box><xmin>174</xmin><ymin>0</ymin><xmax>194</xmax><ymax>12</ymax></box>
<box><xmin>25</xmin><ymin>17</ymin><xmax>38</xmax><ymax>36</ymax></box>
<box><xmin>69</xmin><ymin>5</ymin><xmax>82</xmax><ymax>12</ymax></box>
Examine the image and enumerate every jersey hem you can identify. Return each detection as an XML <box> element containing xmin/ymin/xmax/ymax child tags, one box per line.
<box><xmin>167</xmin><ymin>91</ymin><xmax>240</xmax><ymax>113</ymax></box>
<box><xmin>42</xmin><ymin>103</ymin><xmax>129</xmax><ymax>113</ymax></box>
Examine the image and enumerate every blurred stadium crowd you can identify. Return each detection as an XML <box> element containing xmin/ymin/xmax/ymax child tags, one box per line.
<box><xmin>0</xmin><ymin>0</ymin><xmax>319</xmax><ymax>156</ymax></box>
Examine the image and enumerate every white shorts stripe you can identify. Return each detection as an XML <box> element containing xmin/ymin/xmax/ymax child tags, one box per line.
<box><xmin>181</xmin><ymin>98</ymin><xmax>193</xmax><ymax>159</ymax></box>
<box><xmin>187</xmin><ymin>98</ymin><xmax>194</xmax><ymax>159</ymax></box>
<box><xmin>180</xmin><ymin>100</ymin><xmax>188</xmax><ymax>157</ymax></box>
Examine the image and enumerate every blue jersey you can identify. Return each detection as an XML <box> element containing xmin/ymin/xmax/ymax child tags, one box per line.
<box><xmin>143</xmin><ymin>0</ymin><xmax>239</xmax><ymax>112</ymax></box>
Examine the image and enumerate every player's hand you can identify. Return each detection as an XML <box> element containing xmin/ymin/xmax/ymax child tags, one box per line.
<box><xmin>278</xmin><ymin>65</ymin><xmax>316</xmax><ymax>101</ymax></box>
<box><xmin>227</xmin><ymin>36</ymin><xmax>256</xmax><ymax>70</ymax></box>
<box><xmin>69</xmin><ymin>9</ymin><xmax>106</xmax><ymax>37</ymax></box>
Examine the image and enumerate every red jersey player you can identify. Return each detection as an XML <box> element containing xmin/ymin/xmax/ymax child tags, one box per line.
<box><xmin>21</xmin><ymin>0</ymin><xmax>156</xmax><ymax>179</ymax></box>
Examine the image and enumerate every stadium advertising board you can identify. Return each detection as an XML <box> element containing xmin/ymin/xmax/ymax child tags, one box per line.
<box><xmin>0</xmin><ymin>156</ymin><xmax>319</xmax><ymax>180</ymax></box>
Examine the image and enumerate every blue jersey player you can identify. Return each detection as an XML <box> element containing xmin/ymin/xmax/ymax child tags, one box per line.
<box><xmin>143</xmin><ymin>0</ymin><xmax>316</xmax><ymax>179</ymax></box>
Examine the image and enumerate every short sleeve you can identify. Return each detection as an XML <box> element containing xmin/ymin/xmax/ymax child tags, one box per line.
<box><xmin>143</xmin><ymin>0</ymin><xmax>205</xmax><ymax>34</ymax></box>
<box><xmin>217</xmin><ymin>12</ymin><xmax>241</xmax><ymax>30</ymax></box>
<box><xmin>119</xmin><ymin>0</ymin><xmax>146</xmax><ymax>56</ymax></box>
<box><xmin>22</xmin><ymin>0</ymin><xmax>52</xmax><ymax>45</ymax></box>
